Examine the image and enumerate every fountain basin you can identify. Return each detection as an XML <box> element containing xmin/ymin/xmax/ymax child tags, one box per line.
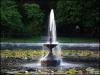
<box><xmin>41</xmin><ymin>52</ymin><xmax>61</xmax><ymax>67</ymax></box>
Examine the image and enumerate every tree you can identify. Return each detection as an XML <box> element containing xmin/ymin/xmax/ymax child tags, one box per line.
<box><xmin>56</xmin><ymin>0</ymin><xmax>99</xmax><ymax>37</ymax></box>
<box><xmin>55</xmin><ymin>0</ymin><xmax>82</xmax><ymax>36</ymax></box>
<box><xmin>23</xmin><ymin>3</ymin><xmax>44</xmax><ymax>35</ymax></box>
<box><xmin>0</xmin><ymin>0</ymin><xmax>45</xmax><ymax>37</ymax></box>
<box><xmin>0</xmin><ymin>0</ymin><xmax>23</xmax><ymax>33</ymax></box>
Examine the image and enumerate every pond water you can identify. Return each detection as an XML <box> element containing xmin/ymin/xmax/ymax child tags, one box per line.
<box><xmin>1</xmin><ymin>49</ymin><xmax>99</xmax><ymax>75</ymax></box>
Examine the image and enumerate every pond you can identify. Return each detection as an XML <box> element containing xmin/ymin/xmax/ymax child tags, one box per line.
<box><xmin>1</xmin><ymin>49</ymin><xmax>100</xmax><ymax>75</ymax></box>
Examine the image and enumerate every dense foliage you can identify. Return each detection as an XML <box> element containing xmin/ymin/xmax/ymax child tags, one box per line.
<box><xmin>0</xmin><ymin>0</ymin><xmax>44</xmax><ymax>37</ymax></box>
<box><xmin>55</xmin><ymin>0</ymin><xmax>99</xmax><ymax>37</ymax></box>
<box><xmin>23</xmin><ymin>3</ymin><xmax>44</xmax><ymax>35</ymax></box>
<box><xmin>0</xmin><ymin>0</ymin><xmax>99</xmax><ymax>38</ymax></box>
<box><xmin>0</xmin><ymin>0</ymin><xmax>23</xmax><ymax>33</ymax></box>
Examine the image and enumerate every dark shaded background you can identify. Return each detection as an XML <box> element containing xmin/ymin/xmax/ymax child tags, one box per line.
<box><xmin>0</xmin><ymin>0</ymin><xmax>99</xmax><ymax>38</ymax></box>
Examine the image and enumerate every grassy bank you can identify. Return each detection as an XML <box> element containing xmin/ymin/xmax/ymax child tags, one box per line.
<box><xmin>58</xmin><ymin>37</ymin><xmax>99</xmax><ymax>43</ymax></box>
<box><xmin>0</xmin><ymin>37</ymin><xmax>99</xmax><ymax>43</ymax></box>
<box><xmin>0</xmin><ymin>36</ymin><xmax>41</xmax><ymax>43</ymax></box>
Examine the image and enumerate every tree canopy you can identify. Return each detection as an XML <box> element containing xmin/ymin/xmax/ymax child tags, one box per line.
<box><xmin>23</xmin><ymin>3</ymin><xmax>44</xmax><ymax>35</ymax></box>
<box><xmin>0</xmin><ymin>0</ymin><xmax>44</xmax><ymax>37</ymax></box>
<box><xmin>0</xmin><ymin>0</ymin><xmax>23</xmax><ymax>32</ymax></box>
<box><xmin>0</xmin><ymin>0</ymin><xmax>99</xmax><ymax>37</ymax></box>
<box><xmin>55</xmin><ymin>0</ymin><xmax>99</xmax><ymax>37</ymax></box>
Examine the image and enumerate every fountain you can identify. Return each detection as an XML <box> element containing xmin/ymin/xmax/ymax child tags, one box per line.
<box><xmin>40</xmin><ymin>9</ymin><xmax>61</xmax><ymax>67</ymax></box>
<box><xmin>21</xmin><ymin>9</ymin><xmax>83</xmax><ymax>69</ymax></box>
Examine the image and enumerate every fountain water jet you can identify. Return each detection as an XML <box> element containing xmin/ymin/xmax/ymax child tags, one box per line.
<box><xmin>40</xmin><ymin>9</ymin><xmax>61</xmax><ymax>67</ymax></box>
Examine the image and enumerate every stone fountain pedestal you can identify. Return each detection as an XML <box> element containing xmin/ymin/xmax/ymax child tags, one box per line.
<box><xmin>41</xmin><ymin>43</ymin><xmax>61</xmax><ymax>67</ymax></box>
